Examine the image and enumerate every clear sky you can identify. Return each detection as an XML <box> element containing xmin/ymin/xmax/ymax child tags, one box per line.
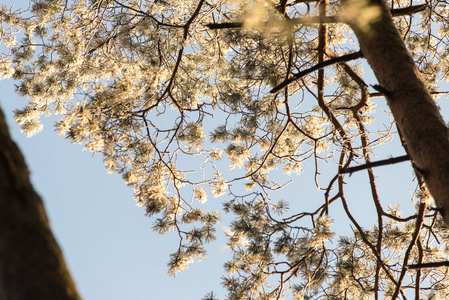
<box><xmin>2</xmin><ymin>1</ymin><xmax>448</xmax><ymax>299</ymax></box>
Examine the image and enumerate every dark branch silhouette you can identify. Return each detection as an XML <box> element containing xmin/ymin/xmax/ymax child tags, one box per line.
<box><xmin>339</xmin><ymin>155</ymin><xmax>410</xmax><ymax>175</ymax></box>
<box><xmin>408</xmin><ymin>261</ymin><xmax>449</xmax><ymax>269</ymax></box>
<box><xmin>205</xmin><ymin>16</ymin><xmax>337</xmax><ymax>29</ymax></box>
<box><xmin>270</xmin><ymin>51</ymin><xmax>363</xmax><ymax>93</ymax></box>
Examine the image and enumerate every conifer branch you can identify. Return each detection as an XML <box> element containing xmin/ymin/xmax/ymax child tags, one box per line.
<box><xmin>408</xmin><ymin>261</ymin><xmax>449</xmax><ymax>269</ymax></box>
<box><xmin>339</xmin><ymin>155</ymin><xmax>410</xmax><ymax>174</ymax></box>
<box><xmin>391</xmin><ymin>4</ymin><xmax>427</xmax><ymax>16</ymax></box>
<box><xmin>270</xmin><ymin>51</ymin><xmax>363</xmax><ymax>93</ymax></box>
<box><xmin>392</xmin><ymin>200</ymin><xmax>427</xmax><ymax>299</ymax></box>
<box><xmin>205</xmin><ymin>5</ymin><xmax>427</xmax><ymax>29</ymax></box>
<box><xmin>370</xmin><ymin>90</ymin><xmax>449</xmax><ymax>97</ymax></box>
<box><xmin>205</xmin><ymin>16</ymin><xmax>337</xmax><ymax>29</ymax></box>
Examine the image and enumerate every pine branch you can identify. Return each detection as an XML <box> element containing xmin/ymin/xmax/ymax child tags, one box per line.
<box><xmin>205</xmin><ymin>5</ymin><xmax>427</xmax><ymax>30</ymax></box>
<box><xmin>205</xmin><ymin>16</ymin><xmax>337</xmax><ymax>29</ymax></box>
<box><xmin>270</xmin><ymin>51</ymin><xmax>363</xmax><ymax>93</ymax></box>
<box><xmin>339</xmin><ymin>155</ymin><xmax>410</xmax><ymax>175</ymax></box>
<box><xmin>408</xmin><ymin>261</ymin><xmax>449</xmax><ymax>269</ymax></box>
<box><xmin>391</xmin><ymin>4</ymin><xmax>427</xmax><ymax>16</ymax></box>
<box><xmin>205</xmin><ymin>22</ymin><xmax>245</xmax><ymax>29</ymax></box>
<box><xmin>372</xmin><ymin>84</ymin><xmax>393</xmax><ymax>98</ymax></box>
<box><xmin>370</xmin><ymin>90</ymin><xmax>449</xmax><ymax>97</ymax></box>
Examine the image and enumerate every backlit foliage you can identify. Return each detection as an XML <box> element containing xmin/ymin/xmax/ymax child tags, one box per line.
<box><xmin>2</xmin><ymin>0</ymin><xmax>449</xmax><ymax>298</ymax></box>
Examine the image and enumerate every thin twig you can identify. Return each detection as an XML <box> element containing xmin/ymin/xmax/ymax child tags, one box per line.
<box><xmin>391</xmin><ymin>201</ymin><xmax>427</xmax><ymax>299</ymax></box>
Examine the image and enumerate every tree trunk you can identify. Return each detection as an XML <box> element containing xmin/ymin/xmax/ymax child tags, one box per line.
<box><xmin>0</xmin><ymin>106</ymin><xmax>81</xmax><ymax>300</ymax></box>
<box><xmin>348</xmin><ymin>0</ymin><xmax>449</xmax><ymax>225</ymax></box>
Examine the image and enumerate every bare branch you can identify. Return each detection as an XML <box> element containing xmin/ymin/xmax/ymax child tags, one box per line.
<box><xmin>339</xmin><ymin>155</ymin><xmax>410</xmax><ymax>174</ymax></box>
<box><xmin>270</xmin><ymin>51</ymin><xmax>363</xmax><ymax>93</ymax></box>
<box><xmin>204</xmin><ymin>4</ymin><xmax>427</xmax><ymax>29</ymax></box>
<box><xmin>408</xmin><ymin>261</ymin><xmax>449</xmax><ymax>269</ymax></box>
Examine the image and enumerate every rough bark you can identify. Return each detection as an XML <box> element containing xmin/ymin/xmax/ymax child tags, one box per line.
<box><xmin>0</xmin><ymin>106</ymin><xmax>81</xmax><ymax>300</ymax></box>
<box><xmin>349</xmin><ymin>0</ymin><xmax>449</xmax><ymax>224</ymax></box>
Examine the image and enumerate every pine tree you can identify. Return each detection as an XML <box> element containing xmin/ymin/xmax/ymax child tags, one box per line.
<box><xmin>2</xmin><ymin>0</ymin><xmax>449</xmax><ymax>298</ymax></box>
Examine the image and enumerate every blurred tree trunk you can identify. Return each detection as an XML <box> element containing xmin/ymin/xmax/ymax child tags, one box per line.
<box><xmin>0</xmin><ymin>106</ymin><xmax>81</xmax><ymax>300</ymax></box>
<box><xmin>350</xmin><ymin>0</ymin><xmax>449</xmax><ymax>224</ymax></box>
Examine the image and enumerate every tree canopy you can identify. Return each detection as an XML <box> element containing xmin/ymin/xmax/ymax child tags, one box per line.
<box><xmin>2</xmin><ymin>0</ymin><xmax>449</xmax><ymax>298</ymax></box>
